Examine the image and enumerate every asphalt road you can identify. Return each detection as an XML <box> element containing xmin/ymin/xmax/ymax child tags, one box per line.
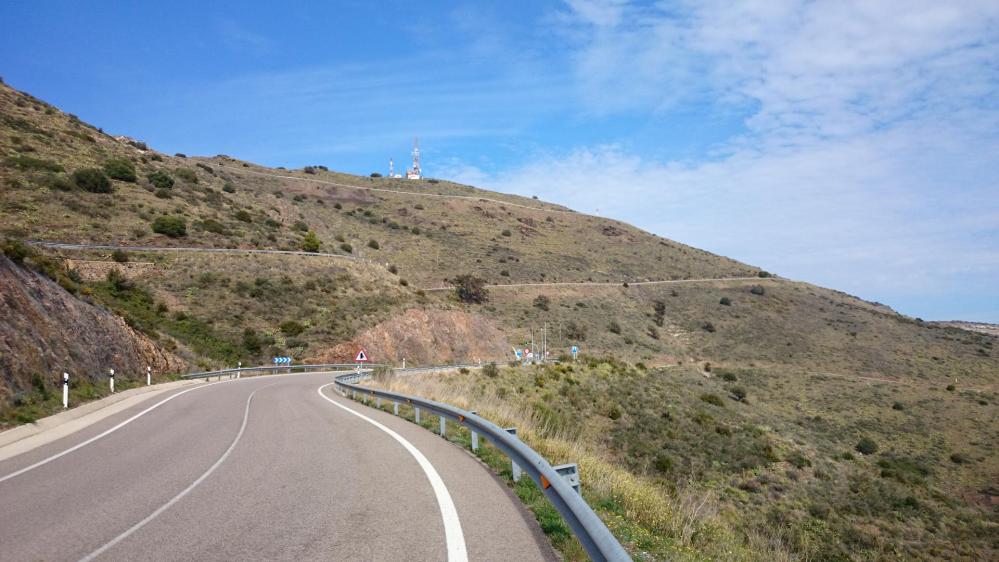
<box><xmin>0</xmin><ymin>373</ymin><xmax>554</xmax><ymax>561</ymax></box>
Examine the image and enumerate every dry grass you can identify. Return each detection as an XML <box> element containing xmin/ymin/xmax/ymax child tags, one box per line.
<box><xmin>376</xmin><ymin>370</ymin><xmax>792</xmax><ymax>561</ymax></box>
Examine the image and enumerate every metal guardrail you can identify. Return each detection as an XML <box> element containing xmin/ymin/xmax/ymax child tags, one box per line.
<box><xmin>334</xmin><ymin>371</ymin><xmax>630</xmax><ymax>562</ymax></box>
<box><xmin>181</xmin><ymin>363</ymin><xmax>376</xmax><ymax>380</ymax></box>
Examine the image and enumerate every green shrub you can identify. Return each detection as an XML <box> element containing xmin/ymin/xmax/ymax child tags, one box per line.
<box><xmin>700</xmin><ymin>393</ymin><xmax>725</xmax><ymax>407</ymax></box>
<box><xmin>501</xmin><ymin>229</ymin><xmax>512</xmax><ymax>237</ymax></box>
<box><xmin>398</xmin><ymin>278</ymin><xmax>409</xmax><ymax>286</ymax></box>
<box><xmin>234</xmin><ymin>210</ymin><xmax>252</xmax><ymax>223</ymax></box>
<box><xmin>367</xmin><ymin>239</ymin><xmax>380</xmax><ymax>250</ymax></box>
<box><xmin>721</xmin><ymin>371</ymin><xmax>738</xmax><ymax>382</ymax></box>
<box><xmin>112</xmin><ymin>249</ymin><xmax>129</xmax><ymax>263</ymax></box>
<box><xmin>147</xmin><ymin>171</ymin><xmax>174</xmax><ymax>189</ymax></box>
<box><xmin>608</xmin><ymin>405</ymin><xmax>622</xmax><ymax>420</ymax></box>
<box><xmin>174</xmin><ymin>167</ymin><xmax>198</xmax><ymax>183</ymax></box>
<box><xmin>103</xmin><ymin>158</ymin><xmax>136</xmax><ymax>182</ymax></box>
<box><xmin>653</xmin><ymin>453</ymin><xmax>673</xmax><ymax>474</ymax></box>
<box><xmin>369</xmin><ymin>172</ymin><xmax>381</xmax><ymax>177</ymax></box>
<box><xmin>946</xmin><ymin>384</ymin><xmax>955</xmax><ymax>391</ymax></box>
<box><xmin>891</xmin><ymin>401</ymin><xmax>905</xmax><ymax>411</ymax></box>
<box><xmin>151</xmin><ymin>215</ymin><xmax>187</xmax><ymax>238</ymax></box>
<box><xmin>242</xmin><ymin>328</ymin><xmax>261</xmax><ymax>353</ymax></box>
<box><xmin>750</xmin><ymin>285</ymin><xmax>766</xmax><ymax>296</ymax></box>
<box><xmin>73</xmin><ymin>168</ymin><xmax>112</xmax><ymax>193</ymax></box>
<box><xmin>855</xmin><ymin>437</ymin><xmax>878</xmax><ymax>455</ymax></box>
<box><xmin>500</xmin><ymin>269</ymin><xmax>510</xmax><ymax>277</ymax></box>
<box><xmin>533</xmin><ymin>295</ymin><xmax>550</xmax><ymax>311</ymax></box>
<box><xmin>1</xmin><ymin>238</ymin><xmax>32</xmax><ymax>263</ymax></box>
<box><xmin>719</xmin><ymin>297</ymin><xmax>732</xmax><ymax>306</ymax></box>
<box><xmin>222</xmin><ymin>182</ymin><xmax>236</xmax><ymax>193</ymax></box>
<box><xmin>702</xmin><ymin>322</ymin><xmax>716</xmax><ymax>333</ymax></box>
<box><xmin>106</xmin><ymin>268</ymin><xmax>132</xmax><ymax>294</ymax></box>
<box><xmin>302</xmin><ymin>231</ymin><xmax>321</xmax><ymax>252</ymax></box>
<box><xmin>339</xmin><ymin>242</ymin><xmax>352</xmax><ymax>253</ymax></box>
<box><xmin>201</xmin><ymin>219</ymin><xmax>229</xmax><ymax>235</ymax></box>
<box><xmin>293</xmin><ymin>221</ymin><xmax>309</xmax><ymax>232</ymax></box>
<box><xmin>388</xmin><ymin>264</ymin><xmax>398</xmax><ymax>274</ymax></box>
<box><xmin>453</xmin><ymin>274</ymin><xmax>489</xmax><ymax>304</ymax></box>
<box><xmin>482</xmin><ymin>363</ymin><xmax>499</xmax><ymax>378</ymax></box>
<box><xmin>949</xmin><ymin>453</ymin><xmax>969</xmax><ymax>464</ymax></box>
<box><xmin>4</xmin><ymin>155</ymin><xmax>63</xmax><ymax>172</ymax></box>
<box><xmin>730</xmin><ymin>386</ymin><xmax>747</xmax><ymax>401</ymax></box>
<box><xmin>608</xmin><ymin>321</ymin><xmax>622</xmax><ymax>334</ymax></box>
<box><xmin>154</xmin><ymin>188</ymin><xmax>172</xmax><ymax>199</ymax></box>
<box><xmin>280</xmin><ymin>320</ymin><xmax>305</xmax><ymax>336</ymax></box>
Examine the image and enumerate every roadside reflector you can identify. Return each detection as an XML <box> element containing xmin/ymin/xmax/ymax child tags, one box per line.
<box><xmin>541</xmin><ymin>475</ymin><xmax>551</xmax><ymax>489</ymax></box>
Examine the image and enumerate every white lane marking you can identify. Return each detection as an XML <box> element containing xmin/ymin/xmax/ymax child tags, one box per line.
<box><xmin>0</xmin><ymin>371</ymin><xmax>325</xmax><ymax>483</ymax></box>
<box><xmin>317</xmin><ymin>384</ymin><xmax>468</xmax><ymax>562</ymax></box>
<box><xmin>0</xmin><ymin>381</ymin><xmax>227</xmax><ymax>484</ymax></box>
<box><xmin>78</xmin><ymin>386</ymin><xmax>263</xmax><ymax>562</ymax></box>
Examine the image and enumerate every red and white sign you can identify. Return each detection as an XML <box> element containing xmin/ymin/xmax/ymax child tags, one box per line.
<box><xmin>354</xmin><ymin>348</ymin><xmax>370</xmax><ymax>363</ymax></box>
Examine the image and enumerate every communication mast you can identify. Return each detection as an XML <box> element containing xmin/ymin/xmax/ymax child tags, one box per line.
<box><xmin>406</xmin><ymin>137</ymin><xmax>422</xmax><ymax>179</ymax></box>
<box><xmin>389</xmin><ymin>158</ymin><xmax>394</xmax><ymax>178</ymax></box>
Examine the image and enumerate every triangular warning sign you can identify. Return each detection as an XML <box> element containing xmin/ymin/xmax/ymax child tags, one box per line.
<box><xmin>354</xmin><ymin>348</ymin><xmax>369</xmax><ymax>362</ymax></box>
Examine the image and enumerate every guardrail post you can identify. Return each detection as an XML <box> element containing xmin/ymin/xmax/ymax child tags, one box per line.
<box><xmin>469</xmin><ymin>411</ymin><xmax>479</xmax><ymax>451</ymax></box>
<box><xmin>393</xmin><ymin>402</ymin><xmax>399</xmax><ymax>415</ymax></box>
<box><xmin>553</xmin><ymin>463</ymin><xmax>581</xmax><ymax>494</ymax></box>
<box><xmin>439</xmin><ymin>416</ymin><xmax>446</xmax><ymax>437</ymax></box>
<box><xmin>505</xmin><ymin>427</ymin><xmax>521</xmax><ymax>482</ymax></box>
<box><xmin>415</xmin><ymin>406</ymin><xmax>421</xmax><ymax>424</ymax></box>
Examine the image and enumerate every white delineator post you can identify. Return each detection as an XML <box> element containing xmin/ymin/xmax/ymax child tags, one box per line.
<box><xmin>237</xmin><ymin>361</ymin><xmax>241</xmax><ymax>379</ymax></box>
<box><xmin>146</xmin><ymin>366</ymin><xmax>151</xmax><ymax>386</ymax></box>
<box><xmin>109</xmin><ymin>368</ymin><xmax>115</xmax><ymax>394</ymax></box>
<box><xmin>62</xmin><ymin>372</ymin><xmax>69</xmax><ymax>409</ymax></box>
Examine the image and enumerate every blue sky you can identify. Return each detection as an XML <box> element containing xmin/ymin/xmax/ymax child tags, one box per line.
<box><xmin>3</xmin><ymin>1</ymin><xmax>998</xmax><ymax>322</ymax></box>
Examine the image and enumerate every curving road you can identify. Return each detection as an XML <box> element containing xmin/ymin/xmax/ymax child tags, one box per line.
<box><xmin>0</xmin><ymin>372</ymin><xmax>553</xmax><ymax>561</ymax></box>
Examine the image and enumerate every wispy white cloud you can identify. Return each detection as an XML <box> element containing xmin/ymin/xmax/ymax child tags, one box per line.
<box><xmin>217</xmin><ymin>20</ymin><xmax>277</xmax><ymax>55</ymax></box>
<box><xmin>450</xmin><ymin>0</ymin><xmax>999</xmax><ymax>320</ymax></box>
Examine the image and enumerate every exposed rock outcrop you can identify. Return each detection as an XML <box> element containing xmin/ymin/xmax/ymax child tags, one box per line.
<box><xmin>0</xmin><ymin>255</ymin><xmax>186</xmax><ymax>401</ymax></box>
<box><xmin>308</xmin><ymin>308</ymin><xmax>511</xmax><ymax>366</ymax></box>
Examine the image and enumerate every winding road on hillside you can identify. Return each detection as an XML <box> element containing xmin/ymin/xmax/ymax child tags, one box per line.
<box><xmin>28</xmin><ymin>241</ymin><xmax>776</xmax><ymax>290</ymax></box>
<box><xmin>0</xmin><ymin>372</ymin><xmax>553</xmax><ymax>562</ymax></box>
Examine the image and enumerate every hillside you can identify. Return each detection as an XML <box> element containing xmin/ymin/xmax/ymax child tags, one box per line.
<box><xmin>1</xmin><ymin>80</ymin><xmax>997</xmax><ymax>560</ymax></box>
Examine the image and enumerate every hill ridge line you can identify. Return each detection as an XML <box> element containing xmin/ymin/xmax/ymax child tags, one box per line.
<box><xmin>214</xmin><ymin>164</ymin><xmax>582</xmax><ymax>217</ymax></box>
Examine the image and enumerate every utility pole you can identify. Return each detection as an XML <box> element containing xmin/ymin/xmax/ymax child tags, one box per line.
<box><xmin>531</xmin><ymin>327</ymin><xmax>535</xmax><ymax>365</ymax></box>
<box><xmin>543</xmin><ymin>322</ymin><xmax>547</xmax><ymax>363</ymax></box>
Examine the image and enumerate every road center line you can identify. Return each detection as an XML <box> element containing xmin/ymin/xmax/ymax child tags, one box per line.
<box><xmin>317</xmin><ymin>383</ymin><xmax>468</xmax><ymax>562</ymax></box>
<box><xmin>0</xmin><ymin>371</ymin><xmax>318</xmax><ymax>483</ymax></box>
<box><xmin>0</xmin><ymin>380</ymin><xmax>231</xmax><ymax>484</ymax></box>
<box><xmin>78</xmin><ymin>385</ymin><xmax>264</xmax><ymax>562</ymax></box>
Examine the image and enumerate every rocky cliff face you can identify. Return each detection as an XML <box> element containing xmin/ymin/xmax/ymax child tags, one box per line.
<box><xmin>308</xmin><ymin>308</ymin><xmax>511</xmax><ymax>366</ymax></box>
<box><xmin>0</xmin><ymin>255</ymin><xmax>186</xmax><ymax>401</ymax></box>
